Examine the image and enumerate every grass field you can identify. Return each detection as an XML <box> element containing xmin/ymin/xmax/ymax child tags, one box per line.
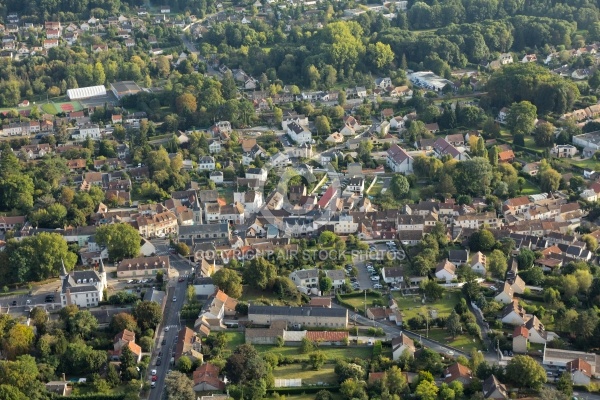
<box><xmin>223</xmin><ymin>331</ymin><xmax>245</xmax><ymax>355</ymax></box>
<box><xmin>424</xmin><ymin>328</ymin><xmax>481</xmax><ymax>352</ymax></box>
<box><xmin>339</xmin><ymin>293</ymin><xmax>384</xmax><ymax>311</ymax></box>
<box><xmin>520</xmin><ymin>180</ymin><xmax>541</xmax><ymax>195</ymax></box>
<box><xmin>255</xmin><ymin>345</ymin><xmax>381</xmax><ymax>361</ymax></box>
<box><xmin>272</xmin><ymin>364</ymin><xmax>337</xmax><ymax>386</ymax></box>
<box><xmin>391</xmin><ymin>291</ymin><xmax>462</xmax><ymax>321</ymax></box>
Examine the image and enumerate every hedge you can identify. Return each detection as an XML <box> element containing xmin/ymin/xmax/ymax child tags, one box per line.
<box><xmin>57</xmin><ymin>395</ymin><xmax>125</xmax><ymax>400</ymax></box>
<box><xmin>268</xmin><ymin>386</ymin><xmax>340</xmax><ymax>395</ymax></box>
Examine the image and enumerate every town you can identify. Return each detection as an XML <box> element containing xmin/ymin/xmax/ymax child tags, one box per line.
<box><xmin>2</xmin><ymin>0</ymin><xmax>600</xmax><ymax>400</ymax></box>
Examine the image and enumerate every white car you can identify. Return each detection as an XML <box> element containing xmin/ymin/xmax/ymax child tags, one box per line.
<box><xmin>164</xmin><ymin>326</ymin><xmax>170</xmax><ymax>332</ymax></box>
<box><xmin>370</xmin><ymin>276</ymin><xmax>379</xmax><ymax>282</ymax></box>
<box><xmin>172</xmin><ymin>296</ymin><xmax>177</xmax><ymax>302</ymax></box>
<box><xmin>151</xmin><ymin>369</ymin><xmax>157</xmax><ymax>376</ymax></box>
<box><xmin>373</xmin><ymin>284</ymin><xmax>383</xmax><ymax>289</ymax></box>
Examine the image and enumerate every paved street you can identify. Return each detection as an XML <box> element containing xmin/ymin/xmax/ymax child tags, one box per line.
<box><xmin>146</xmin><ymin>251</ymin><xmax>194</xmax><ymax>400</ymax></box>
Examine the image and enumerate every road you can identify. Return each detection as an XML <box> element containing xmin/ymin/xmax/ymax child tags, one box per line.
<box><xmin>146</xmin><ymin>244</ymin><xmax>196</xmax><ymax>400</ymax></box>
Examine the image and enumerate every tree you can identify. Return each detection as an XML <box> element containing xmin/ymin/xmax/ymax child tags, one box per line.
<box><xmin>2</xmin><ymin>325</ymin><xmax>34</xmax><ymax>360</ymax></box>
<box><xmin>561</xmin><ymin>275</ymin><xmax>579</xmax><ymax>298</ymax></box>
<box><xmin>319</xmin><ymin>231</ymin><xmax>339</xmax><ymax>246</ymax></box>
<box><xmin>382</xmin><ymin>366</ymin><xmax>407</xmax><ymax>395</ymax></box>
<box><xmin>309</xmin><ymin>351</ymin><xmax>326</xmax><ymax>370</ymax></box>
<box><xmin>211</xmin><ymin>268</ymin><xmax>243</xmax><ymax>298</ymax></box>
<box><xmin>537</xmin><ymin>388</ymin><xmax>570</xmax><ymax>400</ymax></box>
<box><xmin>0</xmin><ymin>385</ymin><xmax>27</xmax><ymax>400</ymax></box>
<box><xmin>414</xmin><ymin>379</ymin><xmax>439</xmax><ymax>400</ymax></box>
<box><xmin>517</xmin><ymin>248</ymin><xmax>535</xmax><ymax>270</ymax></box>
<box><xmin>556</xmin><ymin>371</ymin><xmax>573</xmax><ymax>396</ymax></box>
<box><xmin>225</xmin><ymin>344</ymin><xmax>270</xmax><ymax>399</ymax></box>
<box><xmin>390</xmin><ymin>175</ymin><xmax>410</xmax><ymax>198</ymax></box>
<box><xmin>506</xmin><ymin>101</ymin><xmax>537</xmax><ymax>135</ymax></box>
<box><xmin>175</xmin><ymin>242</ymin><xmax>190</xmax><ymax>256</ymax></box>
<box><xmin>446</xmin><ymin>310</ymin><xmax>462</xmax><ymax>339</ymax></box>
<box><xmin>539</xmin><ymin>166</ymin><xmax>562</xmax><ymax>192</ymax></box>
<box><xmin>315</xmin><ymin>115</ymin><xmax>331</xmax><ymax>136</ymax></box>
<box><xmin>133</xmin><ymin>301</ymin><xmax>162</xmax><ymax>331</ymax></box>
<box><xmin>420</xmin><ymin>279</ymin><xmax>444</xmax><ymax>300</ymax></box>
<box><xmin>505</xmin><ymin>355</ymin><xmax>546</xmax><ymax>389</ymax></box>
<box><xmin>319</xmin><ymin>276</ymin><xmax>333</xmax><ymax>293</ymax></box>
<box><xmin>95</xmin><ymin>223</ymin><xmax>141</xmax><ymax>261</ymax></box>
<box><xmin>367</xmin><ymin>42</ymin><xmax>395</xmax><ymax>69</ymax></box>
<box><xmin>581</xmin><ymin>234</ymin><xmax>598</xmax><ymax>251</ymax></box>
<box><xmin>164</xmin><ymin>371</ymin><xmax>195</xmax><ymax>400</ymax></box>
<box><xmin>469</xmin><ymin>229</ymin><xmax>495</xmax><ymax>252</ymax></box>
<box><xmin>242</xmin><ymin>257</ymin><xmax>276</xmax><ymax>290</ymax></box>
<box><xmin>110</xmin><ymin>312</ymin><xmax>137</xmax><ymax>334</ymax></box>
<box><xmin>340</xmin><ymin>378</ymin><xmax>367</xmax><ymax>400</ymax></box>
<box><xmin>177</xmin><ymin>356</ymin><xmax>193</xmax><ymax>373</ymax></box>
<box><xmin>453</xmin><ymin>157</ymin><xmax>493</xmax><ymax>196</ymax></box>
<box><xmin>534</xmin><ymin>121</ymin><xmax>555</xmax><ymax>147</ymax></box>
<box><xmin>488</xmin><ymin>250</ymin><xmax>508</xmax><ymax>278</ymax></box>
<box><xmin>66</xmin><ymin>310</ymin><xmax>98</xmax><ymax>339</ymax></box>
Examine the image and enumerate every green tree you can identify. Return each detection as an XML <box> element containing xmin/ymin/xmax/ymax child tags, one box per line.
<box><xmin>414</xmin><ymin>379</ymin><xmax>439</xmax><ymax>400</ymax></box>
<box><xmin>445</xmin><ymin>310</ymin><xmax>462</xmax><ymax>339</ymax></box>
<box><xmin>164</xmin><ymin>371</ymin><xmax>195</xmax><ymax>400</ymax></box>
<box><xmin>505</xmin><ymin>355</ymin><xmax>546</xmax><ymax>389</ymax></box>
<box><xmin>367</xmin><ymin>42</ymin><xmax>395</xmax><ymax>69</ymax></box>
<box><xmin>175</xmin><ymin>242</ymin><xmax>190</xmax><ymax>256</ymax></box>
<box><xmin>2</xmin><ymin>325</ymin><xmax>35</xmax><ymax>360</ymax></box>
<box><xmin>506</xmin><ymin>101</ymin><xmax>537</xmax><ymax>135</ymax></box>
<box><xmin>469</xmin><ymin>229</ymin><xmax>496</xmax><ymax>252</ymax></box>
<box><xmin>488</xmin><ymin>249</ymin><xmax>508</xmax><ymax>278</ymax></box>
<box><xmin>315</xmin><ymin>115</ymin><xmax>331</xmax><ymax>136</ymax></box>
<box><xmin>556</xmin><ymin>372</ymin><xmax>573</xmax><ymax>396</ymax></box>
<box><xmin>177</xmin><ymin>356</ymin><xmax>193</xmax><ymax>373</ymax></box>
<box><xmin>243</xmin><ymin>257</ymin><xmax>277</xmax><ymax>290</ymax></box>
<box><xmin>309</xmin><ymin>351</ymin><xmax>326</xmax><ymax>370</ymax></box>
<box><xmin>420</xmin><ymin>279</ymin><xmax>444</xmax><ymax>300</ymax></box>
<box><xmin>95</xmin><ymin>223</ymin><xmax>141</xmax><ymax>261</ymax></box>
<box><xmin>390</xmin><ymin>175</ymin><xmax>410</xmax><ymax>198</ymax></box>
<box><xmin>534</xmin><ymin>121</ymin><xmax>555</xmax><ymax>147</ymax></box>
<box><xmin>211</xmin><ymin>268</ymin><xmax>243</xmax><ymax>298</ymax></box>
<box><xmin>340</xmin><ymin>378</ymin><xmax>367</xmax><ymax>400</ymax></box>
<box><xmin>453</xmin><ymin>157</ymin><xmax>493</xmax><ymax>196</ymax></box>
<box><xmin>319</xmin><ymin>276</ymin><xmax>333</xmax><ymax>293</ymax></box>
<box><xmin>133</xmin><ymin>301</ymin><xmax>162</xmax><ymax>331</ymax></box>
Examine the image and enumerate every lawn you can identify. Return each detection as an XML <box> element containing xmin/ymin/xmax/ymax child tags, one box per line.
<box><xmin>272</xmin><ymin>364</ymin><xmax>338</xmax><ymax>386</ymax></box>
<box><xmin>339</xmin><ymin>293</ymin><xmax>384</xmax><ymax>311</ymax></box>
<box><xmin>424</xmin><ymin>328</ymin><xmax>481</xmax><ymax>352</ymax></box>
<box><xmin>218</xmin><ymin>186</ymin><xmax>234</xmax><ymax>203</ymax></box>
<box><xmin>391</xmin><ymin>291</ymin><xmax>462</xmax><ymax>321</ymax></box>
<box><xmin>223</xmin><ymin>331</ymin><xmax>245</xmax><ymax>355</ymax></box>
<box><xmin>255</xmin><ymin>345</ymin><xmax>381</xmax><ymax>361</ymax></box>
<box><xmin>520</xmin><ymin>180</ymin><xmax>541</xmax><ymax>196</ymax></box>
<box><xmin>565</xmin><ymin>157</ymin><xmax>600</xmax><ymax>171</ymax></box>
<box><xmin>367</xmin><ymin>181</ymin><xmax>384</xmax><ymax>196</ymax></box>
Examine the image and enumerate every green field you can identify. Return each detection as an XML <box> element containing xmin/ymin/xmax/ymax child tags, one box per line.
<box><xmin>423</xmin><ymin>328</ymin><xmax>481</xmax><ymax>352</ymax></box>
<box><xmin>391</xmin><ymin>291</ymin><xmax>462</xmax><ymax>321</ymax></box>
<box><xmin>520</xmin><ymin>179</ymin><xmax>541</xmax><ymax>195</ymax></box>
<box><xmin>255</xmin><ymin>345</ymin><xmax>381</xmax><ymax>361</ymax></box>
<box><xmin>272</xmin><ymin>364</ymin><xmax>338</xmax><ymax>386</ymax></box>
<box><xmin>223</xmin><ymin>331</ymin><xmax>245</xmax><ymax>355</ymax></box>
<box><xmin>40</xmin><ymin>100</ymin><xmax>84</xmax><ymax>115</ymax></box>
<box><xmin>339</xmin><ymin>293</ymin><xmax>384</xmax><ymax>311</ymax></box>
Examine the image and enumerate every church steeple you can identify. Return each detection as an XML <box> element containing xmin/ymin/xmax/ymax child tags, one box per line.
<box><xmin>99</xmin><ymin>258</ymin><xmax>105</xmax><ymax>274</ymax></box>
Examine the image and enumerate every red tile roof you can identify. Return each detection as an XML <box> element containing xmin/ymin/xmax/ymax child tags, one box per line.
<box><xmin>513</xmin><ymin>326</ymin><xmax>529</xmax><ymax>338</ymax></box>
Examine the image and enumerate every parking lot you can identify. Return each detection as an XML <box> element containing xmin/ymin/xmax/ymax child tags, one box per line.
<box><xmin>349</xmin><ymin>241</ymin><xmax>400</xmax><ymax>291</ymax></box>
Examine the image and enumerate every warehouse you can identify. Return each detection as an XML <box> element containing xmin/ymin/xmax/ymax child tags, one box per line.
<box><xmin>110</xmin><ymin>81</ymin><xmax>142</xmax><ymax>99</ymax></box>
<box><xmin>66</xmin><ymin>85</ymin><xmax>107</xmax><ymax>100</ymax></box>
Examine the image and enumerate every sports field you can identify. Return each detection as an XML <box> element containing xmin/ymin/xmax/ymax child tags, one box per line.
<box><xmin>41</xmin><ymin>100</ymin><xmax>84</xmax><ymax>114</ymax></box>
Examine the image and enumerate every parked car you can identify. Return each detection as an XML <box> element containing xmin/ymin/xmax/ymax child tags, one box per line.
<box><xmin>373</xmin><ymin>284</ymin><xmax>383</xmax><ymax>289</ymax></box>
<box><xmin>370</xmin><ymin>276</ymin><xmax>380</xmax><ymax>282</ymax></box>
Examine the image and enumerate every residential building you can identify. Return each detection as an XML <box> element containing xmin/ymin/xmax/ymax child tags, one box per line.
<box><xmin>501</xmin><ymin>300</ymin><xmax>529</xmax><ymax>325</ymax></box>
<box><xmin>494</xmin><ymin>282</ymin><xmax>514</xmax><ymax>304</ymax></box>
<box><xmin>175</xmin><ymin>327</ymin><xmax>203</xmax><ymax>363</ymax></box>
<box><xmin>386</xmin><ymin>144</ymin><xmax>413</xmax><ymax>173</ymax></box>
<box><xmin>550</xmin><ymin>144</ymin><xmax>578</xmax><ymax>158</ymax></box>
<box><xmin>566</xmin><ymin>358</ymin><xmax>593</xmax><ymax>385</ymax></box>
<box><xmin>471</xmin><ymin>251</ymin><xmax>486</xmax><ymax>275</ymax></box>
<box><xmin>60</xmin><ymin>261</ymin><xmax>107</xmax><ymax>308</ymax></box>
<box><xmin>289</xmin><ymin>269</ymin><xmax>319</xmax><ymax>288</ymax></box>
<box><xmin>434</xmin><ymin>259</ymin><xmax>456</xmax><ymax>282</ymax></box>
<box><xmin>444</xmin><ymin>363</ymin><xmax>473</xmax><ymax>385</ymax></box>
<box><xmin>392</xmin><ymin>333</ymin><xmax>415</xmax><ymax>361</ymax></box>
<box><xmin>482</xmin><ymin>375</ymin><xmax>508</xmax><ymax>400</ymax></box>
<box><xmin>198</xmin><ymin>156</ymin><xmax>216</xmax><ymax>171</ymax></box>
<box><xmin>248</xmin><ymin>305</ymin><xmax>348</xmax><ymax>328</ymax></box>
<box><xmin>543</xmin><ymin>348</ymin><xmax>600</xmax><ymax>378</ymax></box>
<box><xmin>116</xmin><ymin>256</ymin><xmax>169</xmax><ymax>278</ymax></box>
<box><xmin>193</xmin><ymin>363</ymin><xmax>225</xmax><ymax>391</ymax></box>
<box><xmin>512</xmin><ymin>326</ymin><xmax>528</xmax><ymax>354</ymax></box>
<box><xmin>286</xmin><ymin>121</ymin><xmax>312</xmax><ymax>144</ymax></box>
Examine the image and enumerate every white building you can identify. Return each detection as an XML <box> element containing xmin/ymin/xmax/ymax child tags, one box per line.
<box><xmin>286</xmin><ymin>121</ymin><xmax>312</xmax><ymax>144</ymax></box>
<box><xmin>74</xmin><ymin>124</ymin><xmax>101</xmax><ymax>140</ymax></box>
<box><xmin>60</xmin><ymin>260</ymin><xmax>107</xmax><ymax>308</ymax></box>
<box><xmin>198</xmin><ymin>156</ymin><xmax>216</xmax><ymax>171</ymax></box>
<box><xmin>386</xmin><ymin>144</ymin><xmax>413</xmax><ymax>173</ymax></box>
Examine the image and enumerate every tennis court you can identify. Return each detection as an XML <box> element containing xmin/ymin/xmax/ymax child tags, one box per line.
<box><xmin>41</xmin><ymin>100</ymin><xmax>84</xmax><ymax>115</ymax></box>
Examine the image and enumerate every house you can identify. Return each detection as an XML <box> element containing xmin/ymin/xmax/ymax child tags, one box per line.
<box><xmin>497</xmin><ymin>149</ymin><xmax>515</xmax><ymax>163</ymax></box>
<box><xmin>550</xmin><ymin>144</ymin><xmax>578</xmax><ymax>158</ymax></box>
<box><xmin>566</xmin><ymin>358</ymin><xmax>593</xmax><ymax>385</ymax></box>
<box><xmin>382</xmin><ymin>267</ymin><xmax>405</xmax><ymax>284</ymax></box>
<box><xmin>390</xmin><ymin>85</ymin><xmax>413</xmax><ymax>98</ymax></box>
<box><xmin>435</xmin><ymin>259</ymin><xmax>456</xmax><ymax>282</ymax></box>
<box><xmin>43</xmin><ymin>39</ymin><xmax>59</xmax><ymax>49</ymax></box>
<box><xmin>494</xmin><ymin>282</ymin><xmax>514</xmax><ymax>304</ymax></box>
<box><xmin>286</xmin><ymin>121</ymin><xmax>312</xmax><ymax>144</ymax></box>
<box><xmin>325</xmin><ymin>269</ymin><xmax>346</xmax><ymax>289</ymax></box>
<box><xmin>160</xmin><ymin>5</ymin><xmax>171</xmax><ymax>12</ymax></box>
<box><xmin>0</xmin><ymin>216</ymin><xmax>25</xmax><ymax>231</ymax></box>
<box><xmin>445</xmin><ymin>133</ymin><xmax>464</xmax><ymax>147</ymax></box>
<box><xmin>497</xmin><ymin>107</ymin><xmax>509</xmax><ymax>123</ymax></box>
<box><xmin>386</xmin><ymin>144</ymin><xmax>413</xmax><ymax>173</ymax></box>
<box><xmin>392</xmin><ymin>333</ymin><xmax>415</xmax><ymax>361</ymax></box>
<box><xmin>309</xmin><ymin>297</ymin><xmax>332</xmax><ymax>308</ymax></box>
<box><xmin>289</xmin><ymin>269</ymin><xmax>319</xmax><ymax>288</ymax></box>
<box><xmin>444</xmin><ymin>363</ymin><xmax>473</xmax><ymax>385</ymax></box>
<box><xmin>512</xmin><ymin>326</ymin><xmax>529</xmax><ymax>354</ymax></box>
<box><xmin>208</xmin><ymin>140</ymin><xmax>222</xmax><ymax>154</ymax></box>
<box><xmin>521</xmin><ymin>54</ymin><xmax>537</xmax><ymax>63</ymax></box>
<box><xmin>59</xmin><ymin>261</ymin><xmax>107</xmax><ymax>308</ymax></box>
<box><xmin>116</xmin><ymin>256</ymin><xmax>169</xmax><ymax>278</ymax></box>
<box><xmin>325</xmin><ymin>132</ymin><xmax>344</xmax><ymax>144</ymax></box>
<box><xmin>501</xmin><ymin>300</ymin><xmax>528</xmax><ymax>325</ymax></box>
<box><xmin>470</xmin><ymin>251</ymin><xmax>486</xmax><ymax>275</ymax></box>
<box><xmin>499</xmin><ymin>53</ymin><xmax>513</xmax><ymax>65</ymax></box>
<box><xmin>248</xmin><ymin>305</ymin><xmax>348</xmax><ymax>328</ymax></box>
<box><xmin>198</xmin><ymin>156</ymin><xmax>216</xmax><ymax>171</ymax></box>
<box><xmin>210</xmin><ymin>171</ymin><xmax>224</xmax><ymax>185</ymax></box>
<box><xmin>45</xmin><ymin>382</ymin><xmax>71</xmax><ymax>396</ymax></box>
<box><xmin>246</xmin><ymin>167</ymin><xmax>268</xmax><ymax>182</ymax></box>
<box><xmin>522</xmin><ymin>162</ymin><xmax>540</xmax><ymax>176</ymax></box>
<box><xmin>482</xmin><ymin>375</ymin><xmax>508</xmax><ymax>400</ymax></box>
<box><xmin>193</xmin><ymin>363</ymin><xmax>225</xmax><ymax>391</ymax></box>
<box><xmin>448</xmin><ymin>249</ymin><xmax>468</xmax><ymax>264</ymax></box>
<box><xmin>374</xmin><ymin>77</ymin><xmax>393</xmax><ymax>89</ymax></box>
<box><xmin>175</xmin><ymin>327</ymin><xmax>203</xmax><ymax>363</ymax></box>
<box><xmin>346</xmin><ymin>176</ymin><xmax>365</xmax><ymax>194</ymax></box>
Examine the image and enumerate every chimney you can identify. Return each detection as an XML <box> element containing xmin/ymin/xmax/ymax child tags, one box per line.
<box><xmin>62</xmin><ymin>373</ymin><xmax>66</xmax><ymax>382</ymax></box>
